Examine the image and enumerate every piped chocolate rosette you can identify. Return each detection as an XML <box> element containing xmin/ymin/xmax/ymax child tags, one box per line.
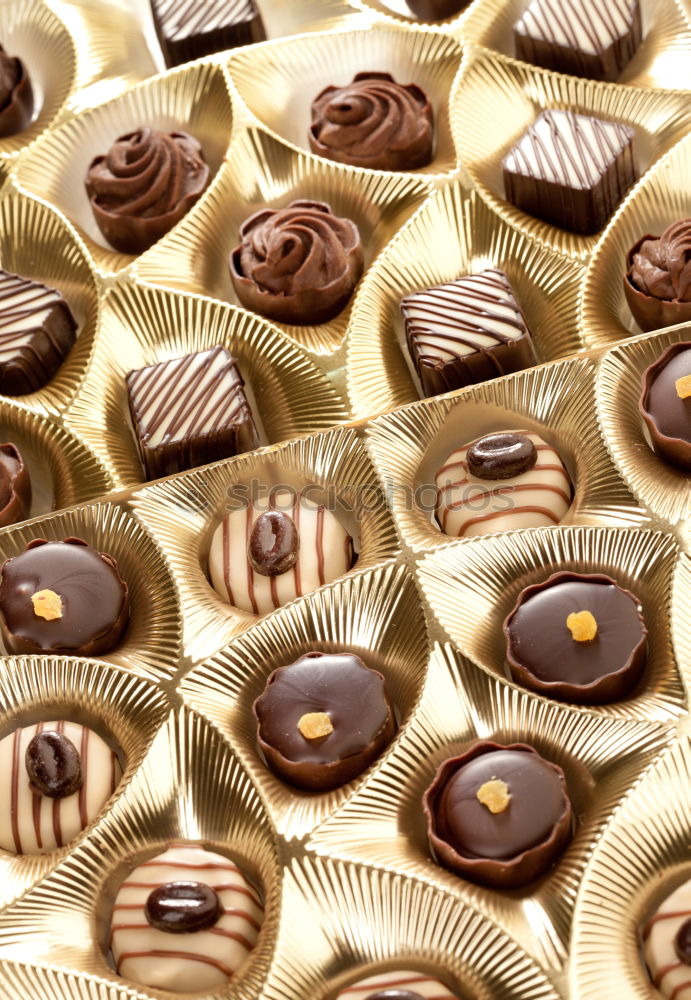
<box><xmin>336</xmin><ymin>970</ymin><xmax>463</xmax><ymax>1000</ymax></box>
<box><xmin>229</xmin><ymin>200</ymin><xmax>364</xmax><ymax>325</ymax></box>
<box><xmin>309</xmin><ymin>72</ymin><xmax>434</xmax><ymax>172</ymax></box>
<box><xmin>0</xmin><ymin>45</ymin><xmax>33</xmax><ymax>138</ymax></box>
<box><xmin>85</xmin><ymin>127</ymin><xmax>210</xmax><ymax>255</ymax></box>
<box><xmin>639</xmin><ymin>341</ymin><xmax>691</xmax><ymax>470</ymax></box>
<box><xmin>625</xmin><ymin>219</ymin><xmax>691</xmax><ymax>332</ymax></box>
<box><xmin>0</xmin><ymin>443</ymin><xmax>30</xmax><ymax>527</ymax></box>
<box><xmin>644</xmin><ymin>877</ymin><xmax>691</xmax><ymax>999</ymax></box>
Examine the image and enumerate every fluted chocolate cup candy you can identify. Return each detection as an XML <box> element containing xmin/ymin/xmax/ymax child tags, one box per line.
<box><xmin>0</xmin><ymin>443</ymin><xmax>31</xmax><ymax>528</ymax></box>
<box><xmin>624</xmin><ymin>220</ymin><xmax>691</xmax><ymax>332</ymax></box>
<box><xmin>309</xmin><ymin>72</ymin><xmax>434</xmax><ymax>172</ymax></box>
<box><xmin>406</xmin><ymin>0</ymin><xmax>470</xmax><ymax>18</ymax></box>
<box><xmin>229</xmin><ymin>200</ymin><xmax>364</xmax><ymax>325</ymax></box>
<box><xmin>0</xmin><ymin>45</ymin><xmax>33</xmax><ymax>137</ymax></box>
<box><xmin>639</xmin><ymin>341</ymin><xmax>691</xmax><ymax>470</ymax></box>
<box><xmin>85</xmin><ymin>127</ymin><xmax>210</xmax><ymax>255</ymax></box>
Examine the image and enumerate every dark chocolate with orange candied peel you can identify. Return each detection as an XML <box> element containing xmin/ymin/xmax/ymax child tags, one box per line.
<box><xmin>639</xmin><ymin>341</ymin><xmax>691</xmax><ymax>470</ymax></box>
<box><xmin>0</xmin><ymin>443</ymin><xmax>31</xmax><ymax>527</ymax></box>
<box><xmin>0</xmin><ymin>45</ymin><xmax>33</xmax><ymax>137</ymax></box>
<box><xmin>624</xmin><ymin>220</ymin><xmax>691</xmax><ymax>332</ymax></box>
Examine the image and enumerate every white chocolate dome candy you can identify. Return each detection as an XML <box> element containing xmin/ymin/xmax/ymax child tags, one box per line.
<box><xmin>435</xmin><ymin>430</ymin><xmax>571</xmax><ymax>538</ymax></box>
<box><xmin>110</xmin><ymin>843</ymin><xmax>264</xmax><ymax>993</ymax></box>
<box><xmin>0</xmin><ymin>720</ymin><xmax>121</xmax><ymax>855</ymax></box>
<box><xmin>644</xmin><ymin>877</ymin><xmax>691</xmax><ymax>998</ymax></box>
<box><xmin>209</xmin><ymin>488</ymin><xmax>354</xmax><ymax>615</ymax></box>
<box><xmin>336</xmin><ymin>969</ymin><xmax>462</xmax><ymax>1000</ymax></box>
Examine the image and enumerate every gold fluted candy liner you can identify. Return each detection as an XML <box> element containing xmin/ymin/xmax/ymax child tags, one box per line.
<box><xmin>461</xmin><ymin>0</ymin><xmax>691</xmax><ymax>90</ymax></box>
<box><xmin>307</xmin><ymin>641</ymin><xmax>673</xmax><ymax>969</ymax></box>
<box><xmin>226</xmin><ymin>24</ymin><xmax>462</xmax><ymax>177</ymax></box>
<box><xmin>136</xmin><ymin>124</ymin><xmax>432</xmax><ymax>354</ymax></box>
<box><xmin>63</xmin><ymin>279</ymin><xmax>350</xmax><ymax>493</ymax></box>
<box><xmin>452</xmin><ymin>48</ymin><xmax>691</xmax><ymax>260</ymax></box>
<box><xmin>346</xmin><ymin>179</ymin><xmax>588</xmax><ymax>419</ymax></box>
<box><xmin>13</xmin><ymin>59</ymin><xmax>234</xmax><ymax>276</ymax></box>
<box><xmin>180</xmin><ymin>561</ymin><xmax>428</xmax><ymax>840</ymax></box>
<box><xmin>580</xmin><ymin>132</ymin><xmax>691</xmax><ymax>349</ymax></box>
<box><xmin>0</xmin><ymin>655</ymin><xmax>169</xmax><ymax>911</ymax></box>
<box><xmin>130</xmin><ymin>425</ymin><xmax>400</xmax><ymax>663</ymax></box>
<box><xmin>268</xmin><ymin>856</ymin><xmax>562</xmax><ymax>1000</ymax></box>
<box><xmin>0</xmin><ymin>707</ymin><xmax>281</xmax><ymax>1000</ymax></box>
<box><xmin>0</xmin><ymin>500</ymin><xmax>181</xmax><ymax>681</ymax></box>
<box><xmin>365</xmin><ymin>356</ymin><xmax>646</xmax><ymax>557</ymax></box>
<box><xmin>415</xmin><ymin>525</ymin><xmax>686</xmax><ymax>723</ymax></box>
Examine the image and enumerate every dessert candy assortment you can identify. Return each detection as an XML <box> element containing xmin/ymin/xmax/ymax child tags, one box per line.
<box><xmin>0</xmin><ymin>1</ymin><xmax>687</xmax><ymax>999</ymax></box>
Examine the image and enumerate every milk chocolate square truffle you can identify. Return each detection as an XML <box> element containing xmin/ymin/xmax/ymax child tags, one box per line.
<box><xmin>401</xmin><ymin>268</ymin><xmax>537</xmax><ymax>397</ymax></box>
<box><xmin>513</xmin><ymin>0</ymin><xmax>642</xmax><ymax>81</ymax></box>
<box><xmin>150</xmin><ymin>0</ymin><xmax>266</xmax><ymax>67</ymax></box>
<box><xmin>502</xmin><ymin>110</ymin><xmax>636</xmax><ymax>235</ymax></box>
<box><xmin>126</xmin><ymin>345</ymin><xmax>258</xmax><ymax>481</ymax></box>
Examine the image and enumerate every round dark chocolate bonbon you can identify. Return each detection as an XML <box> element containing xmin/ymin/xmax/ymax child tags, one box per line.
<box><xmin>624</xmin><ymin>220</ymin><xmax>691</xmax><ymax>333</ymax></box>
<box><xmin>248</xmin><ymin>510</ymin><xmax>299</xmax><ymax>577</ymax></box>
<box><xmin>0</xmin><ymin>443</ymin><xmax>31</xmax><ymax>527</ymax></box>
<box><xmin>0</xmin><ymin>46</ymin><xmax>33</xmax><ymax>138</ymax></box>
<box><xmin>253</xmin><ymin>651</ymin><xmax>396</xmax><ymax>791</ymax></box>
<box><xmin>25</xmin><ymin>731</ymin><xmax>83</xmax><ymax>799</ymax></box>
<box><xmin>466</xmin><ymin>432</ymin><xmax>537</xmax><ymax>481</ymax></box>
<box><xmin>639</xmin><ymin>342</ymin><xmax>691</xmax><ymax>471</ymax></box>
<box><xmin>675</xmin><ymin>919</ymin><xmax>691</xmax><ymax>965</ymax></box>
<box><xmin>145</xmin><ymin>881</ymin><xmax>222</xmax><ymax>935</ymax></box>
<box><xmin>406</xmin><ymin>0</ymin><xmax>469</xmax><ymax>19</ymax></box>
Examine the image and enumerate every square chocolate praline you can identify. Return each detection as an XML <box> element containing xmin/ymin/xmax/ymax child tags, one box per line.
<box><xmin>126</xmin><ymin>345</ymin><xmax>259</xmax><ymax>481</ymax></box>
<box><xmin>150</xmin><ymin>0</ymin><xmax>266</xmax><ymax>67</ymax></box>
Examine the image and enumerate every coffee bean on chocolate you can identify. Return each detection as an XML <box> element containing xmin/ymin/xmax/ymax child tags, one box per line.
<box><xmin>248</xmin><ymin>510</ymin><xmax>299</xmax><ymax>577</ymax></box>
<box><xmin>145</xmin><ymin>881</ymin><xmax>222</xmax><ymax>934</ymax></box>
<box><xmin>25</xmin><ymin>731</ymin><xmax>83</xmax><ymax>799</ymax></box>
<box><xmin>466</xmin><ymin>432</ymin><xmax>537</xmax><ymax>480</ymax></box>
<box><xmin>675</xmin><ymin>919</ymin><xmax>691</xmax><ymax>965</ymax></box>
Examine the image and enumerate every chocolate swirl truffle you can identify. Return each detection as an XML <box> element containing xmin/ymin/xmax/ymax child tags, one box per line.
<box><xmin>423</xmin><ymin>741</ymin><xmax>572</xmax><ymax>888</ymax></box>
<box><xmin>337</xmin><ymin>970</ymin><xmax>462</xmax><ymax>1000</ymax></box>
<box><xmin>639</xmin><ymin>341</ymin><xmax>691</xmax><ymax>470</ymax></box>
<box><xmin>504</xmin><ymin>571</ymin><xmax>648</xmax><ymax>703</ymax></box>
<box><xmin>625</xmin><ymin>220</ymin><xmax>691</xmax><ymax>332</ymax></box>
<box><xmin>309</xmin><ymin>72</ymin><xmax>434</xmax><ymax>172</ymax></box>
<box><xmin>229</xmin><ymin>200</ymin><xmax>364</xmax><ymax>325</ymax></box>
<box><xmin>85</xmin><ymin>127</ymin><xmax>210</xmax><ymax>255</ymax></box>
<box><xmin>644</xmin><ymin>877</ymin><xmax>691</xmax><ymax>999</ymax></box>
<box><xmin>0</xmin><ymin>443</ymin><xmax>31</xmax><ymax>527</ymax></box>
<box><xmin>254</xmin><ymin>651</ymin><xmax>396</xmax><ymax>791</ymax></box>
<box><xmin>0</xmin><ymin>537</ymin><xmax>129</xmax><ymax>656</ymax></box>
<box><xmin>0</xmin><ymin>720</ymin><xmax>121</xmax><ymax>854</ymax></box>
<box><xmin>110</xmin><ymin>844</ymin><xmax>264</xmax><ymax>993</ymax></box>
<box><xmin>0</xmin><ymin>45</ymin><xmax>33</xmax><ymax>138</ymax></box>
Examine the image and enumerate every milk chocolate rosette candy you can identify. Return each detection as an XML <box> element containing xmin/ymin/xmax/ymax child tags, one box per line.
<box><xmin>624</xmin><ymin>219</ymin><xmax>691</xmax><ymax>332</ymax></box>
<box><xmin>0</xmin><ymin>443</ymin><xmax>30</xmax><ymax>527</ymax></box>
<box><xmin>85</xmin><ymin>127</ymin><xmax>210</xmax><ymax>255</ymax></box>
<box><xmin>229</xmin><ymin>200</ymin><xmax>364</xmax><ymax>325</ymax></box>
<box><xmin>309</xmin><ymin>72</ymin><xmax>434</xmax><ymax>172</ymax></box>
<box><xmin>639</xmin><ymin>341</ymin><xmax>691</xmax><ymax>470</ymax></box>
<box><xmin>0</xmin><ymin>45</ymin><xmax>33</xmax><ymax>137</ymax></box>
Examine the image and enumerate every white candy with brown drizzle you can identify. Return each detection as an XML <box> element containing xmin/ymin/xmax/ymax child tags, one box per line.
<box><xmin>0</xmin><ymin>720</ymin><xmax>121</xmax><ymax>855</ymax></box>
<box><xmin>515</xmin><ymin>0</ymin><xmax>638</xmax><ymax>56</ymax></box>
<box><xmin>435</xmin><ymin>430</ymin><xmax>571</xmax><ymax>538</ymax></box>
<box><xmin>336</xmin><ymin>969</ymin><xmax>462</xmax><ymax>1000</ymax></box>
<box><xmin>110</xmin><ymin>844</ymin><xmax>264</xmax><ymax>993</ymax></box>
<box><xmin>209</xmin><ymin>488</ymin><xmax>354</xmax><ymax>615</ymax></box>
<box><xmin>644</xmin><ymin>878</ymin><xmax>691</xmax><ymax>999</ymax></box>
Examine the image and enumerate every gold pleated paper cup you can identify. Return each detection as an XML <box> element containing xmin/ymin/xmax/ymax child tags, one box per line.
<box><xmin>63</xmin><ymin>279</ymin><xmax>349</xmax><ymax>493</ymax></box>
<box><xmin>580</xmin><ymin>133</ymin><xmax>691</xmax><ymax>349</ymax></box>
<box><xmin>0</xmin><ymin>501</ymin><xmax>181</xmax><ymax>681</ymax></box>
<box><xmin>307</xmin><ymin>642</ymin><xmax>672</xmax><ymax>969</ymax></box>
<box><xmin>572</xmin><ymin>736</ymin><xmax>691</xmax><ymax>1000</ymax></box>
<box><xmin>0</xmin><ymin>708</ymin><xmax>281</xmax><ymax>1000</ymax></box>
<box><xmin>346</xmin><ymin>180</ymin><xmax>587</xmax><ymax>420</ymax></box>
<box><xmin>596</xmin><ymin>326</ymin><xmax>691</xmax><ymax>531</ymax></box>
<box><xmin>0</xmin><ymin>656</ymin><xmax>169</xmax><ymax>910</ymax></box>
<box><xmin>14</xmin><ymin>60</ymin><xmax>234</xmax><ymax>276</ymax></box>
<box><xmin>135</xmin><ymin>126</ymin><xmax>432</xmax><ymax>354</ymax></box>
<box><xmin>180</xmin><ymin>561</ymin><xmax>428</xmax><ymax>840</ymax></box>
<box><xmin>452</xmin><ymin>48</ymin><xmax>691</xmax><ymax>260</ymax></box>
<box><xmin>462</xmin><ymin>0</ymin><xmax>691</xmax><ymax>90</ymax></box>
<box><xmin>268</xmin><ymin>857</ymin><xmax>561</xmax><ymax>1000</ymax></box>
<box><xmin>227</xmin><ymin>25</ymin><xmax>462</xmax><ymax>177</ymax></box>
<box><xmin>130</xmin><ymin>426</ymin><xmax>400</xmax><ymax>663</ymax></box>
<box><xmin>415</xmin><ymin>525</ymin><xmax>684</xmax><ymax>722</ymax></box>
<box><xmin>0</xmin><ymin>190</ymin><xmax>100</xmax><ymax>417</ymax></box>
<box><xmin>365</xmin><ymin>356</ymin><xmax>646</xmax><ymax>557</ymax></box>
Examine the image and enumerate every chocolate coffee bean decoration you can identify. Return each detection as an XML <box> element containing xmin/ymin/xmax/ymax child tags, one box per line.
<box><xmin>248</xmin><ymin>510</ymin><xmax>299</xmax><ymax>577</ymax></box>
<box><xmin>25</xmin><ymin>731</ymin><xmax>83</xmax><ymax>798</ymax></box>
<box><xmin>145</xmin><ymin>881</ymin><xmax>222</xmax><ymax>934</ymax></box>
<box><xmin>676</xmin><ymin>918</ymin><xmax>691</xmax><ymax>964</ymax></box>
<box><xmin>467</xmin><ymin>432</ymin><xmax>538</xmax><ymax>480</ymax></box>
<box><xmin>367</xmin><ymin>991</ymin><xmax>427</xmax><ymax>1000</ymax></box>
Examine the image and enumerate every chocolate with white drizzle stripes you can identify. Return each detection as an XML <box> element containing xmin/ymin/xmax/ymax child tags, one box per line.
<box><xmin>0</xmin><ymin>720</ymin><xmax>121</xmax><ymax>855</ymax></box>
<box><xmin>336</xmin><ymin>969</ymin><xmax>462</xmax><ymax>1000</ymax></box>
<box><xmin>126</xmin><ymin>346</ymin><xmax>258</xmax><ymax>481</ymax></box>
<box><xmin>514</xmin><ymin>0</ymin><xmax>642</xmax><ymax>81</ymax></box>
<box><xmin>644</xmin><ymin>877</ymin><xmax>691</xmax><ymax>999</ymax></box>
<box><xmin>110</xmin><ymin>844</ymin><xmax>264</xmax><ymax>993</ymax></box>
<box><xmin>401</xmin><ymin>269</ymin><xmax>537</xmax><ymax>397</ymax></box>
<box><xmin>209</xmin><ymin>488</ymin><xmax>354</xmax><ymax>615</ymax></box>
<box><xmin>435</xmin><ymin>430</ymin><xmax>572</xmax><ymax>538</ymax></box>
<box><xmin>502</xmin><ymin>110</ymin><xmax>636</xmax><ymax>235</ymax></box>
<box><xmin>150</xmin><ymin>0</ymin><xmax>266</xmax><ymax>67</ymax></box>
